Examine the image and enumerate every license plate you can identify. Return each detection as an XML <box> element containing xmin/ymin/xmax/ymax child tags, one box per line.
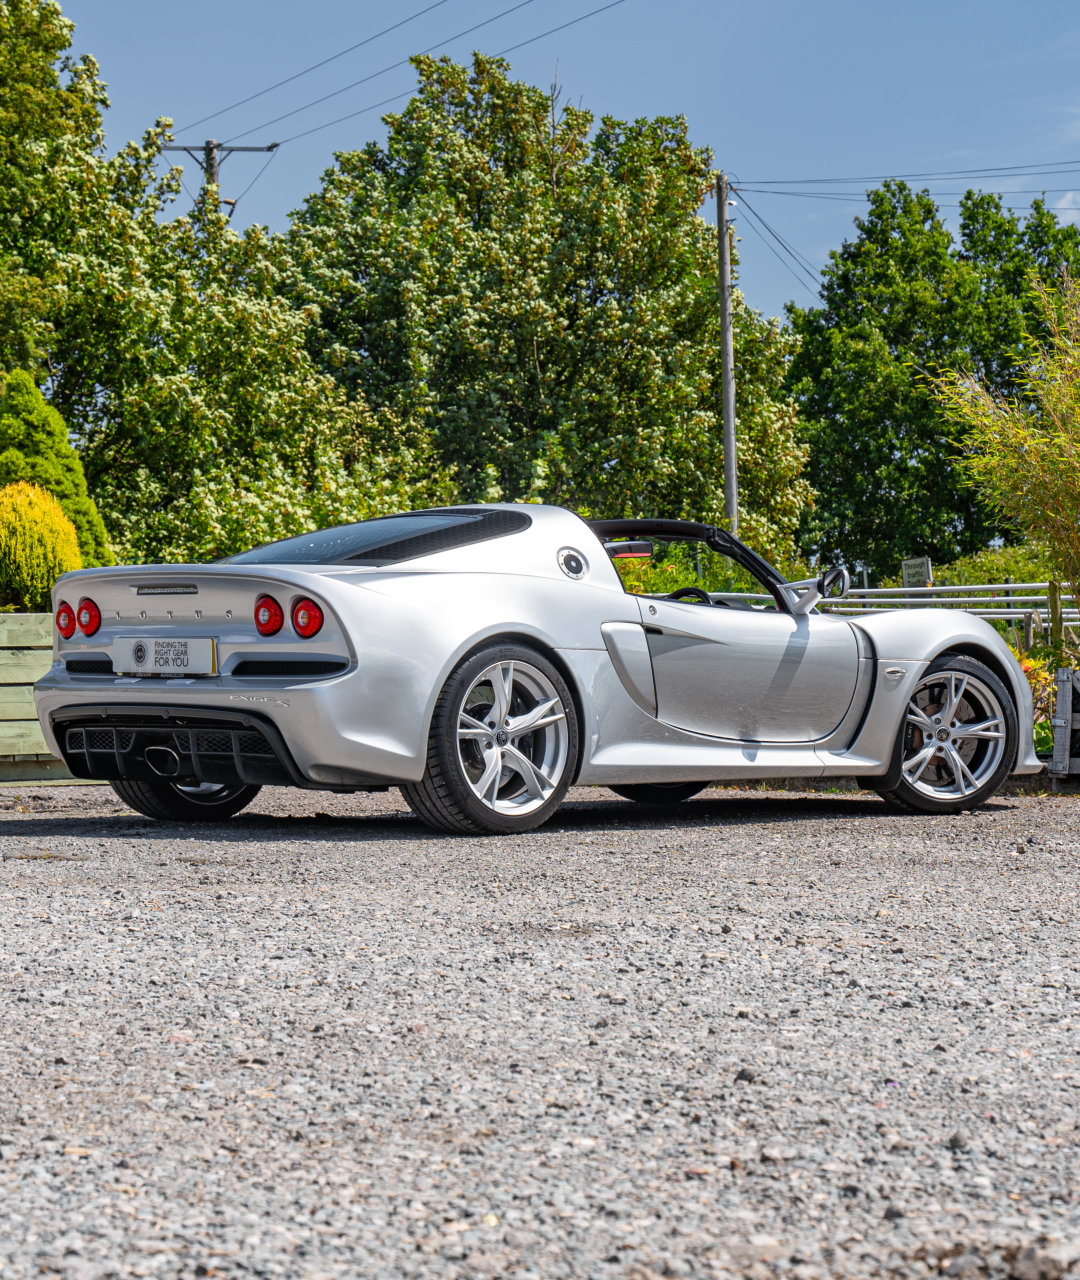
<box><xmin>113</xmin><ymin>636</ymin><xmax>217</xmax><ymax>676</ymax></box>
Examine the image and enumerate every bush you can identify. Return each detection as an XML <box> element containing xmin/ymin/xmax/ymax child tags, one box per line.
<box><xmin>0</xmin><ymin>370</ymin><xmax>112</xmax><ymax>567</ymax></box>
<box><xmin>0</xmin><ymin>480</ymin><xmax>82</xmax><ymax>610</ymax></box>
<box><xmin>881</xmin><ymin>542</ymin><xmax>1055</xmax><ymax>589</ymax></box>
<box><xmin>929</xmin><ymin>543</ymin><xmax>1056</xmax><ymax>586</ymax></box>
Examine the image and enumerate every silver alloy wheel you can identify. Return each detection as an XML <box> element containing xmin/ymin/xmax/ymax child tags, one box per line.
<box><xmin>456</xmin><ymin>659</ymin><xmax>570</xmax><ymax>817</ymax></box>
<box><xmin>901</xmin><ymin>668</ymin><xmax>1008</xmax><ymax>801</ymax></box>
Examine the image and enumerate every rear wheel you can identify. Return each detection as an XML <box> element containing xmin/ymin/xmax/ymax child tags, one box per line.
<box><xmin>609</xmin><ymin>782</ymin><xmax>707</xmax><ymax>805</ymax></box>
<box><xmin>402</xmin><ymin>643</ymin><xmax>579</xmax><ymax>834</ymax></box>
<box><xmin>110</xmin><ymin>779</ymin><xmax>260</xmax><ymax>821</ymax></box>
<box><xmin>874</xmin><ymin>654</ymin><xmax>1017</xmax><ymax>814</ymax></box>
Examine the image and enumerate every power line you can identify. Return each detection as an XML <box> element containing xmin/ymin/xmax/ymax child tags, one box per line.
<box><xmin>278</xmin><ymin>0</ymin><xmax>628</xmax><ymax>146</ymax></box>
<box><xmin>281</xmin><ymin>90</ymin><xmax>410</xmax><ymax>146</ymax></box>
<box><xmin>230</xmin><ymin>145</ymin><xmax>281</xmax><ymax>213</ymax></box>
<box><xmin>495</xmin><ymin>0</ymin><xmax>626</xmax><ymax>56</ymax></box>
<box><xmin>177</xmin><ymin>0</ymin><xmax>452</xmax><ymax>133</ymax></box>
<box><xmin>735</xmin><ymin>191</ymin><xmax>819</xmax><ymax>283</ymax></box>
<box><xmin>173</xmin><ymin>167</ymin><xmax>199</xmax><ymax>204</ymax></box>
<box><xmin>739</xmin><ymin>185</ymin><xmax>1080</xmax><ymax>199</ymax></box>
<box><xmin>226</xmin><ymin>0</ymin><xmax>541</xmax><ymax>143</ymax></box>
<box><xmin>735</xmin><ymin>204</ymin><xmax>818</xmax><ymax>297</ymax></box>
<box><xmin>744</xmin><ymin>159</ymin><xmax>1080</xmax><ymax>186</ymax></box>
<box><xmin>733</xmin><ymin>193</ymin><xmax>819</xmax><ymax>292</ymax></box>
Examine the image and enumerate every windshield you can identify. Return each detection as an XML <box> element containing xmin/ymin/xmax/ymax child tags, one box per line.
<box><xmin>224</xmin><ymin>508</ymin><xmax>531</xmax><ymax>566</ymax></box>
<box><xmin>612</xmin><ymin>536</ymin><xmax>781</xmax><ymax>609</ymax></box>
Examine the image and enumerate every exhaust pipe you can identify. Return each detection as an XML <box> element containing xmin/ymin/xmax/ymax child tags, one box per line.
<box><xmin>144</xmin><ymin>745</ymin><xmax>181</xmax><ymax>777</ymax></box>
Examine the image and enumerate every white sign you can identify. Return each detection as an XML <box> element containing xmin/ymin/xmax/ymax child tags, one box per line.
<box><xmin>114</xmin><ymin>636</ymin><xmax>217</xmax><ymax>676</ymax></box>
<box><xmin>900</xmin><ymin>556</ymin><xmax>932</xmax><ymax>590</ymax></box>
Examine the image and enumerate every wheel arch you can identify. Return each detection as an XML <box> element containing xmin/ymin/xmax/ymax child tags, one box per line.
<box><xmin>933</xmin><ymin>642</ymin><xmax>1014</xmax><ymax>695</ymax></box>
<box><xmin>453</xmin><ymin>630</ymin><xmax>588</xmax><ymax>783</ymax></box>
<box><xmin>929</xmin><ymin>643</ymin><xmax>1023</xmax><ymax>770</ymax></box>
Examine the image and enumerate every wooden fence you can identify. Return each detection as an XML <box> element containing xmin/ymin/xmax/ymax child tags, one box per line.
<box><xmin>0</xmin><ymin>613</ymin><xmax>71</xmax><ymax>783</ymax></box>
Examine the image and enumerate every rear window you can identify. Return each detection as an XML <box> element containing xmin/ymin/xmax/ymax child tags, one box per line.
<box><xmin>224</xmin><ymin>508</ymin><xmax>532</xmax><ymax>566</ymax></box>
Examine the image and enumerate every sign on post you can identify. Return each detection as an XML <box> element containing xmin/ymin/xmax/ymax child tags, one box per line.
<box><xmin>901</xmin><ymin>556</ymin><xmax>932</xmax><ymax>591</ymax></box>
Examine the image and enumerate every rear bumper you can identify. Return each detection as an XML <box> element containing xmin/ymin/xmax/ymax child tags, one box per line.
<box><xmin>51</xmin><ymin>704</ymin><xmax>307</xmax><ymax>788</ymax></box>
<box><xmin>35</xmin><ymin>665</ymin><xmax>430</xmax><ymax>788</ymax></box>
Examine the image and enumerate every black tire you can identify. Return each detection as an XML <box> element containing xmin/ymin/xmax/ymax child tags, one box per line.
<box><xmin>110</xmin><ymin>778</ymin><xmax>260</xmax><ymax>822</ymax></box>
<box><xmin>401</xmin><ymin>642</ymin><xmax>579</xmax><ymax>834</ymax></box>
<box><xmin>609</xmin><ymin>782</ymin><xmax>707</xmax><ymax>805</ymax></box>
<box><xmin>873</xmin><ymin>653</ymin><xmax>1018</xmax><ymax>814</ymax></box>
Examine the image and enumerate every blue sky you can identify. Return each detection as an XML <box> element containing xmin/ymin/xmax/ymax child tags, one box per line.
<box><xmin>66</xmin><ymin>0</ymin><xmax>1080</xmax><ymax>321</ymax></box>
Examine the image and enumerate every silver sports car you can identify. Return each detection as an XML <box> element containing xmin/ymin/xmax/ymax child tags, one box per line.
<box><xmin>35</xmin><ymin>504</ymin><xmax>1041</xmax><ymax>833</ymax></box>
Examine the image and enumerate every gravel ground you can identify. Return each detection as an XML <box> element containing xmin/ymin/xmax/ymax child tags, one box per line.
<box><xmin>1</xmin><ymin>781</ymin><xmax>1079</xmax><ymax>1280</ymax></box>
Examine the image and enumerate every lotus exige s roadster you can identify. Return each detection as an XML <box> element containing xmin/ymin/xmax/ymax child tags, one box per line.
<box><xmin>34</xmin><ymin>504</ymin><xmax>1041</xmax><ymax>833</ymax></box>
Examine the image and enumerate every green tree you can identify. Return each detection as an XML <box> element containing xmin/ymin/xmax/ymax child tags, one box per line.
<box><xmin>788</xmin><ymin>180</ymin><xmax>1080</xmax><ymax>577</ymax></box>
<box><xmin>288</xmin><ymin>54</ymin><xmax>813</xmax><ymax>558</ymax></box>
<box><xmin>0</xmin><ymin>0</ymin><xmax>437</xmax><ymax>562</ymax></box>
<box><xmin>934</xmin><ymin>275</ymin><xmax>1080</xmax><ymax>613</ymax></box>
<box><xmin>0</xmin><ymin>368</ymin><xmax>110</xmax><ymax>565</ymax></box>
<box><xmin>0</xmin><ymin>0</ymin><xmax>107</xmax><ymax>371</ymax></box>
<box><xmin>64</xmin><ymin>195</ymin><xmax>447</xmax><ymax>563</ymax></box>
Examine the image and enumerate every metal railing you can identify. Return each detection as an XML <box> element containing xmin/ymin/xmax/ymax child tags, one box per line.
<box><xmin>821</xmin><ymin>582</ymin><xmax>1079</xmax><ymax>630</ymax></box>
<box><xmin>655</xmin><ymin>582</ymin><xmax>1077</xmax><ymax>639</ymax></box>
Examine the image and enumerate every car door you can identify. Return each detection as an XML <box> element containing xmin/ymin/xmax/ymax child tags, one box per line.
<box><xmin>637</xmin><ymin>596</ymin><xmax>860</xmax><ymax>743</ymax></box>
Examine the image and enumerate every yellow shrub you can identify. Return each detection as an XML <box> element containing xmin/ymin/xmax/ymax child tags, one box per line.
<box><xmin>0</xmin><ymin>481</ymin><xmax>82</xmax><ymax>611</ymax></box>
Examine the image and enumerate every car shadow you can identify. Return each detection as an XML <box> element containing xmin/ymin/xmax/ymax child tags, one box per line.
<box><xmin>1</xmin><ymin>790</ymin><xmax>1018</xmax><ymax>847</ymax></box>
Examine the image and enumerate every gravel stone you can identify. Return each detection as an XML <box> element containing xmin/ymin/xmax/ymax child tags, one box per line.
<box><xmin>1</xmin><ymin>781</ymin><xmax>1079</xmax><ymax>1278</ymax></box>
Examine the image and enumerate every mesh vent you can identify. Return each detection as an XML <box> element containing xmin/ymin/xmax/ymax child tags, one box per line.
<box><xmin>83</xmin><ymin>729</ymin><xmax>134</xmax><ymax>751</ymax></box>
<box><xmin>67</xmin><ymin>729</ymin><xmax>85</xmax><ymax>751</ymax></box>
<box><xmin>238</xmin><ymin>732</ymin><xmax>273</xmax><ymax>755</ymax></box>
<box><xmin>194</xmin><ymin>731</ymin><xmax>233</xmax><ymax>754</ymax></box>
<box><xmin>66</xmin><ymin>659</ymin><xmax>114</xmax><ymax>674</ymax></box>
<box><xmin>232</xmin><ymin>659</ymin><xmax>347</xmax><ymax>677</ymax></box>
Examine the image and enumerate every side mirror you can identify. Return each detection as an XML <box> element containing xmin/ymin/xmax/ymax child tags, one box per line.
<box><xmin>604</xmin><ymin>539</ymin><xmax>654</xmax><ymax>560</ymax></box>
<box><xmin>790</xmin><ymin>565</ymin><xmax>850</xmax><ymax>615</ymax></box>
<box><xmin>816</xmin><ymin>567</ymin><xmax>850</xmax><ymax>599</ymax></box>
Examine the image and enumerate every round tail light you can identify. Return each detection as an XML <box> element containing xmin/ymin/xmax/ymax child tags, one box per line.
<box><xmin>77</xmin><ymin>597</ymin><xmax>101</xmax><ymax>637</ymax></box>
<box><xmin>291</xmin><ymin>598</ymin><xmax>324</xmax><ymax>638</ymax></box>
<box><xmin>254</xmin><ymin>594</ymin><xmax>284</xmax><ymax>636</ymax></box>
<box><xmin>56</xmin><ymin>602</ymin><xmax>76</xmax><ymax>639</ymax></box>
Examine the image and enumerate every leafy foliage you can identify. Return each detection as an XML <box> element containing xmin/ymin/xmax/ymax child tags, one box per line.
<box><xmin>0</xmin><ymin>479</ymin><xmax>80</xmax><ymax>610</ymax></box>
<box><xmin>0</xmin><ymin>1</ymin><xmax>439</xmax><ymax>563</ymax></box>
<box><xmin>0</xmin><ymin>0</ymin><xmax>108</xmax><ymax>370</ymax></box>
<box><xmin>933</xmin><ymin>274</ymin><xmax>1080</xmax><ymax>622</ymax></box>
<box><xmin>62</xmin><ymin>198</ymin><xmax>449</xmax><ymax>563</ymax></box>
<box><xmin>1010</xmin><ymin>645</ymin><xmax>1055</xmax><ymax>753</ymax></box>
<box><xmin>788</xmin><ymin>181</ymin><xmax>1080</xmax><ymax>577</ymax></box>
<box><xmin>0</xmin><ymin>369</ymin><xmax>110</xmax><ymax>565</ymax></box>
<box><xmin>926</xmin><ymin>543</ymin><xmax>1054</xmax><ymax>587</ymax></box>
<box><xmin>879</xmin><ymin>542</ymin><xmax>1055</xmax><ymax>589</ymax></box>
<box><xmin>613</xmin><ymin>539</ymin><xmax>780</xmax><ymax>598</ymax></box>
<box><xmin>288</xmin><ymin>54</ymin><xmax>813</xmax><ymax>560</ymax></box>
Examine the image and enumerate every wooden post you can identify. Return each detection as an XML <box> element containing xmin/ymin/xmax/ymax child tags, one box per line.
<box><xmin>1050</xmin><ymin>580</ymin><xmax>1063</xmax><ymax>645</ymax></box>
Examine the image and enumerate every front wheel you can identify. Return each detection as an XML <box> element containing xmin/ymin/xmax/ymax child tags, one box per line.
<box><xmin>609</xmin><ymin>782</ymin><xmax>707</xmax><ymax>805</ymax></box>
<box><xmin>111</xmin><ymin>779</ymin><xmax>261</xmax><ymax>822</ymax></box>
<box><xmin>402</xmin><ymin>643</ymin><xmax>579</xmax><ymax>834</ymax></box>
<box><xmin>873</xmin><ymin>654</ymin><xmax>1017</xmax><ymax>814</ymax></box>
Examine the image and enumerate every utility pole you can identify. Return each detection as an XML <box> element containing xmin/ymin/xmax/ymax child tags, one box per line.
<box><xmin>717</xmin><ymin>172</ymin><xmax>738</xmax><ymax>537</ymax></box>
<box><xmin>162</xmin><ymin>138</ymin><xmax>279</xmax><ymax>206</ymax></box>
